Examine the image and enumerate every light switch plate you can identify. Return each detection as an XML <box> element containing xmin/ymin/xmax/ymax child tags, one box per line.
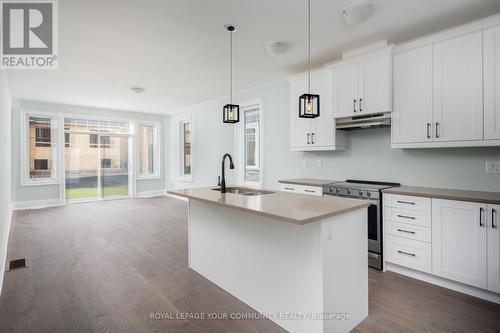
<box><xmin>486</xmin><ymin>161</ymin><xmax>500</xmax><ymax>174</ymax></box>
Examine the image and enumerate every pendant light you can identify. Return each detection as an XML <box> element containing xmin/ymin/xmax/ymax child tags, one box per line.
<box><xmin>223</xmin><ymin>25</ymin><xmax>239</xmax><ymax>124</ymax></box>
<box><xmin>299</xmin><ymin>0</ymin><xmax>320</xmax><ymax>119</ymax></box>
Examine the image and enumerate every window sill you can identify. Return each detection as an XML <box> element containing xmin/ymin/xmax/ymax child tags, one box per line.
<box><xmin>177</xmin><ymin>176</ymin><xmax>193</xmax><ymax>183</ymax></box>
<box><xmin>22</xmin><ymin>180</ymin><xmax>60</xmax><ymax>186</ymax></box>
<box><xmin>137</xmin><ymin>174</ymin><xmax>161</xmax><ymax>180</ymax></box>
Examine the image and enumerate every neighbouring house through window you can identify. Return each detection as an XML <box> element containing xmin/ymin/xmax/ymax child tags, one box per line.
<box><xmin>239</xmin><ymin>105</ymin><xmax>261</xmax><ymax>184</ymax></box>
<box><xmin>179</xmin><ymin>119</ymin><xmax>192</xmax><ymax>180</ymax></box>
<box><xmin>26</xmin><ymin>114</ymin><xmax>57</xmax><ymax>183</ymax></box>
<box><xmin>138</xmin><ymin>124</ymin><xmax>159</xmax><ymax>177</ymax></box>
<box><xmin>34</xmin><ymin>159</ymin><xmax>48</xmax><ymax>170</ymax></box>
<box><xmin>101</xmin><ymin>158</ymin><xmax>112</xmax><ymax>169</ymax></box>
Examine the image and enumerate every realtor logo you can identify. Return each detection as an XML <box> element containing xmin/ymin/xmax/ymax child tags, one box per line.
<box><xmin>1</xmin><ymin>0</ymin><xmax>58</xmax><ymax>69</ymax></box>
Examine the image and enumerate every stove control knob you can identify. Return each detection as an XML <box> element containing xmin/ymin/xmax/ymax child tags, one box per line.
<box><xmin>359</xmin><ymin>191</ymin><xmax>363</xmax><ymax>196</ymax></box>
<box><xmin>367</xmin><ymin>192</ymin><xmax>371</xmax><ymax>197</ymax></box>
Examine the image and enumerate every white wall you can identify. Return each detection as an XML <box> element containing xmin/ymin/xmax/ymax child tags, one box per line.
<box><xmin>167</xmin><ymin>79</ymin><xmax>500</xmax><ymax>192</ymax></box>
<box><xmin>0</xmin><ymin>70</ymin><xmax>12</xmax><ymax>293</ymax></box>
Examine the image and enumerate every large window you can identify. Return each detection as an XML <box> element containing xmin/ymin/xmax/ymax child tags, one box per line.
<box><xmin>179</xmin><ymin>119</ymin><xmax>192</xmax><ymax>181</ymax></box>
<box><xmin>237</xmin><ymin>104</ymin><xmax>262</xmax><ymax>185</ymax></box>
<box><xmin>138</xmin><ymin>124</ymin><xmax>159</xmax><ymax>178</ymax></box>
<box><xmin>23</xmin><ymin>113</ymin><xmax>58</xmax><ymax>184</ymax></box>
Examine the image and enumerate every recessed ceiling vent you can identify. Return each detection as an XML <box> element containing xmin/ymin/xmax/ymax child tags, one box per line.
<box><xmin>336</xmin><ymin>112</ymin><xmax>391</xmax><ymax>131</ymax></box>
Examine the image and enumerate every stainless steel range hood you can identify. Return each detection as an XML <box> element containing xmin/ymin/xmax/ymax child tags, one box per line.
<box><xmin>336</xmin><ymin>112</ymin><xmax>391</xmax><ymax>131</ymax></box>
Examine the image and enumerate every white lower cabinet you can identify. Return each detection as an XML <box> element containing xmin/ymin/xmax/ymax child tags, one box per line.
<box><xmin>432</xmin><ymin>199</ymin><xmax>487</xmax><ymax>289</ymax></box>
<box><xmin>385</xmin><ymin>235</ymin><xmax>432</xmax><ymax>273</ymax></box>
<box><xmin>279</xmin><ymin>183</ymin><xmax>322</xmax><ymax>196</ymax></box>
<box><xmin>487</xmin><ymin>204</ymin><xmax>500</xmax><ymax>293</ymax></box>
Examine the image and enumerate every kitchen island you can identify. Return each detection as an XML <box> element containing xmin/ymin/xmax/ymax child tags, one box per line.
<box><xmin>168</xmin><ymin>187</ymin><xmax>369</xmax><ymax>333</ymax></box>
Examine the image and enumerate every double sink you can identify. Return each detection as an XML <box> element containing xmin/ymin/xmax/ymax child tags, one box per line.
<box><xmin>212</xmin><ymin>187</ymin><xmax>274</xmax><ymax>196</ymax></box>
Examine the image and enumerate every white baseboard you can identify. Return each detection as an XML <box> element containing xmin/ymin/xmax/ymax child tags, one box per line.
<box><xmin>136</xmin><ymin>189</ymin><xmax>166</xmax><ymax>198</ymax></box>
<box><xmin>386</xmin><ymin>262</ymin><xmax>500</xmax><ymax>304</ymax></box>
<box><xmin>12</xmin><ymin>198</ymin><xmax>61</xmax><ymax>210</ymax></box>
<box><xmin>0</xmin><ymin>206</ymin><xmax>13</xmax><ymax>296</ymax></box>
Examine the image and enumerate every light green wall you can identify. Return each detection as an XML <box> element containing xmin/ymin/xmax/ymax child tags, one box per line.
<box><xmin>168</xmin><ymin>79</ymin><xmax>500</xmax><ymax>192</ymax></box>
<box><xmin>12</xmin><ymin>99</ymin><xmax>167</xmax><ymax>203</ymax></box>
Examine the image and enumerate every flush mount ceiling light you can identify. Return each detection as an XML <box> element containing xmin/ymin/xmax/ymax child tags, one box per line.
<box><xmin>265</xmin><ymin>41</ymin><xmax>290</xmax><ymax>56</ymax></box>
<box><xmin>299</xmin><ymin>0</ymin><xmax>320</xmax><ymax>119</ymax></box>
<box><xmin>223</xmin><ymin>25</ymin><xmax>239</xmax><ymax>124</ymax></box>
<box><xmin>131</xmin><ymin>87</ymin><xmax>145</xmax><ymax>94</ymax></box>
<box><xmin>342</xmin><ymin>1</ymin><xmax>374</xmax><ymax>25</ymax></box>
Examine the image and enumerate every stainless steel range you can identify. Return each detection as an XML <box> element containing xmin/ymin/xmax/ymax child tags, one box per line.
<box><xmin>323</xmin><ymin>180</ymin><xmax>400</xmax><ymax>270</ymax></box>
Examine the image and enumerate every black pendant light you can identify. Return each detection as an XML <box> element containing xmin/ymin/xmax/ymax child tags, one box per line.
<box><xmin>299</xmin><ymin>0</ymin><xmax>320</xmax><ymax>119</ymax></box>
<box><xmin>223</xmin><ymin>25</ymin><xmax>239</xmax><ymax>124</ymax></box>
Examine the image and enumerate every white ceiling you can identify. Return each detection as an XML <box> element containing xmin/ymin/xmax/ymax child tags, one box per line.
<box><xmin>6</xmin><ymin>0</ymin><xmax>500</xmax><ymax>114</ymax></box>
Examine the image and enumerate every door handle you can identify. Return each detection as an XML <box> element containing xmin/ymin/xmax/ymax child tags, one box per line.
<box><xmin>397</xmin><ymin>250</ymin><xmax>416</xmax><ymax>257</ymax></box>
<box><xmin>397</xmin><ymin>200</ymin><xmax>415</xmax><ymax>205</ymax></box>
<box><xmin>427</xmin><ymin>123</ymin><xmax>431</xmax><ymax>139</ymax></box>
<box><xmin>435</xmin><ymin>122</ymin><xmax>440</xmax><ymax>138</ymax></box>
<box><xmin>480</xmin><ymin>207</ymin><xmax>485</xmax><ymax>227</ymax></box>
<box><xmin>353</xmin><ymin>99</ymin><xmax>357</xmax><ymax>113</ymax></box>
<box><xmin>397</xmin><ymin>229</ymin><xmax>416</xmax><ymax>234</ymax></box>
<box><xmin>397</xmin><ymin>214</ymin><xmax>416</xmax><ymax>220</ymax></box>
<box><xmin>359</xmin><ymin>98</ymin><xmax>363</xmax><ymax>112</ymax></box>
<box><xmin>311</xmin><ymin>132</ymin><xmax>315</xmax><ymax>144</ymax></box>
<box><xmin>493</xmin><ymin>209</ymin><xmax>497</xmax><ymax>229</ymax></box>
<box><xmin>284</xmin><ymin>187</ymin><xmax>295</xmax><ymax>191</ymax></box>
<box><xmin>307</xmin><ymin>133</ymin><xmax>310</xmax><ymax>144</ymax></box>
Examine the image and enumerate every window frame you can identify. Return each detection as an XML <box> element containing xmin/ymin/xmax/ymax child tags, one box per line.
<box><xmin>136</xmin><ymin>122</ymin><xmax>161</xmax><ymax>180</ymax></box>
<box><xmin>21</xmin><ymin>110</ymin><xmax>59</xmax><ymax>186</ymax></box>
<box><xmin>178</xmin><ymin>117</ymin><xmax>193</xmax><ymax>182</ymax></box>
<box><xmin>235</xmin><ymin>101</ymin><xmax>263</xmax><ymax>187</ymax></box>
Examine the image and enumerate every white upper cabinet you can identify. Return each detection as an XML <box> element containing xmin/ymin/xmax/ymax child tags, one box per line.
<box><xmin>289</xmin><ymin>69</ymin><xmax>345</xmax><ymax>151</ymax></box>
<box><xmin>432</xmin><ymin>199</ymin><xmax>487</xmax><ymax>289</ymax></box>
<box><xmin>487</xmin><ymin>204</ymin><xmax>500</xmax><ymax>293</ymax></box>
<box><xmin>484</xmin><ymin>26</ymin><xmax>500</xmax><ymax>140</ymax></box>
<box><xmin>433</xmin><ymin>32</ymin><xmax>483</xmax><ymax>142</ymax></box>
<box><xmin>392</xmin><ymin>45</ymin><xmax>433</xmax><ymax>144</ymax></box>
<box><xmin>330</xmin><ymin>46</ymin><xmax>392</xmax><ymax>119</ymax></box>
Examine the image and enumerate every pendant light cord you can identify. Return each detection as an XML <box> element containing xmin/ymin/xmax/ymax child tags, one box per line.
<box><xmin>307</xmin><ymin>0</ymin><xmax>311</xmax><ymax>94</ymax></box>
<box><xmin>230</xmin><ymin>28</ymin><xmax>233</xmax><ymax>104</ymax></box>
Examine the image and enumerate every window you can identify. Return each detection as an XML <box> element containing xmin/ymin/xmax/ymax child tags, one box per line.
<box><xmin>237</xmin><ymin>104</ymin><xmax>262</xmax><ymax>185</ymax></box>
<box><xmin>23</xmin><ymin>113</ymin><xmax>58</xmax><ymax>184</ymax></box>
<box><xmin>179</xmin><ymin>119</ymin><xmax>192</xmax><ymax>181</ymax></box>
<box><xmin>89</xmin><ymin>134</ymin><xmax>111</xmax><ymax>148</ymax></box>
<box><xmin>138</xmin><ymin>124</ymin><xmax>159</xmax><ymax>178</ymax></box>
<box><xmin>101</xmin><ymin>158</ymin><xmax>111</xmax><ymax>169</ymax></box>
<box><xmin>65</xmin><ymin>130</ymin><xmax>70</xmax><ymax>148</ymax></box>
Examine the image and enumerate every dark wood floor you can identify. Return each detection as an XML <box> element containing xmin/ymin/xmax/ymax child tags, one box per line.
<box><xmin>1</xmin><ymin>197</ymin><xmax>499</xmax><ymax>333</ymax></box>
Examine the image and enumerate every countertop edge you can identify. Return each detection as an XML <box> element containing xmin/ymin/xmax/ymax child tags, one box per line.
<box><xmin>278</xmin><ymin>179</ymin><xmax>337</xmax><ymax>187</ymax></box>
<box><xmin>168</xmin><ymin>190</ymin><xmax>369</xmax><ymax>224</ymax></box>
<box><xmin>382</xmin><ymin>187</ymin><xmax>500</xmax><ymax>205</ymax></box>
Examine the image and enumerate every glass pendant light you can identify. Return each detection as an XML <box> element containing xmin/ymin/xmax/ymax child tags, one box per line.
<box><xmin>223</xmin><ymin>25</ymin><xmax>239</xmax><ymax>124</ymax></box>
<box><xmin>299</xmin><ymin>0</ymin><xmax>320</xmax><ymax>119</ymax></box>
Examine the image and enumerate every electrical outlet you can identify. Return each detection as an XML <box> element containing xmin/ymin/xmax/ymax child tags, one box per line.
<box><xmin>486</xmin><ymin>161</ymin><xmax>500</xmax><ymax>174</ymax></box>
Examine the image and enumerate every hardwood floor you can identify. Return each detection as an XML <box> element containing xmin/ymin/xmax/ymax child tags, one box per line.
<box><xmin>0</xmin><ymin>196</ymin><xmax>499</xmax><ymax>333</ymax></box>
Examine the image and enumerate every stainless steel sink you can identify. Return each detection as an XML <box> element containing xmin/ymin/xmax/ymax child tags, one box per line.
<box><xmin>212</xmin><ymin>187</ymin><xmax>274</xmax><ymax>196</ymax></box>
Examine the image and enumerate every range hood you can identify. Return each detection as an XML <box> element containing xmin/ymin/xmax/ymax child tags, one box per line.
<box><xmin>336</xmin><ymin>112</ymin><xmax>391</xmax><ymax>131</ymax></box>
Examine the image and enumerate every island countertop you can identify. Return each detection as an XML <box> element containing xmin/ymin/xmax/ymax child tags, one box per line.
<box><xmin>168</xmin><ymin>187</ymin><xmax>368</xmax><ymax>225</ymax></box>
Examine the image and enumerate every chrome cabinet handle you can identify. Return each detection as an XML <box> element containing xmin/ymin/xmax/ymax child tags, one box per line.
<box><xmin>307</xmin><ymin>133</ymin><xmax>310</xmax><ymax>144</ymax></box>
<box><xmin>304</xmin><ymin>190</ymin><xmax>315</xmax><ymax>193</ymax></box>
<box><xmin>397</xmin><ymin>214</ymin><xmax>416</xmax><ymax>220</ymax></box>
<box><xmin>311</xmin><ymin>132</ymin><xmax>315</xmax><ymax>144</ymax></box>
<box><xmin>397</xmin><ymin>200</ymin><xmax>415</xmax><ymax>205</ymax></box>
<box><xmin>397</xmin><ymin>229</ymin><xmax>416</xmax><ymax>234</ymax></box>
<box><xmin>493</xmin><ymin>209</ymin><xmax>497</xmax><ymax>229</ymax></box>
<box><xmin>427</xmin><ymin>123</ymin><xmax>431</xmax><ymax>139</ymax></box>
<box><xmin>359</xmin><ymin>98</ymin><xmax>363</xmax><ymax>112</ymax></box>
<box><xmin>436</xmin><ymin>122</ymin><xmax>440</xmax><ymax>138</ymax></box>
<box><xmin>480</xmin><ymin>207</ymin><xmax>485</xmax><ymax>227</ymax></box>
<box><xmin>398</xmin><ymin>250</ymin><xmax>416</xmax><ymax>257</ymax></box>
<box><xmin>284</xmin><ymin>187</ymin><xmax>294</xmax><ymax>191</ymax></box>
<box><xmin>353</xmin><ymin>99</ymin><xmax>357</xmax><ymax>113</ymax></box>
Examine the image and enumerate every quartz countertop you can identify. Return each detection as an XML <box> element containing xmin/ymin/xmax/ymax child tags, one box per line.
<box><xmin>382</xmin><ymin>186</ymin><xmax>500</xmax><ymax>205</ymax></box>
<box><xmin>168</xmin><ymin>187</ymin><xmax>368</xmax><ymax>225</ymax></box>
<box><xmin>278</xmin><ymin>178</ymin><xmax>341</xmax><ymax>187</ymax></box>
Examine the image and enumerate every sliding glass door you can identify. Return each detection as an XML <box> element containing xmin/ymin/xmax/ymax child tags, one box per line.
<box><xmin>64</xmin><ymin>118</ymin><xmax>131</xmax><ymax>202</ymax></box>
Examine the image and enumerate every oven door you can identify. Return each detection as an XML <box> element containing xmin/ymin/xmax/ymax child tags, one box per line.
<box><xmin>366</xmin><ymin>202</ymin><xmax>381</xmax><ymax>254</ymax></box>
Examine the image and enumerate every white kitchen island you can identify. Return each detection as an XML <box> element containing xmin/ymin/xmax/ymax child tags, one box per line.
<box><xmin>169</xmin><ymin>187</ymin><xmax>369</xmax><ymax>333</ymax></box>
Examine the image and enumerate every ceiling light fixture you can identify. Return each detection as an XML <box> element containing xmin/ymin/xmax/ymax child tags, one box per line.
<box><xmin>223</xmin><ymin>25</ymin><xmax>239</xmax><ymax>124</ymax></box>
<box><xmin>299</xmin><ymin>0</ymin><xmax>320</xmax><ymax>119</ymax></box>
<box><xmin>265</xmin><ymin>41</ymin><xmax>290</xmax><ymax>56</ymax></box>
<box><xmin>131</xmin><ymin>87</ymin><xmax>145</xmax><ymax>94</ymax></box>
<box><xmin>342</xmin><ymin>1</ymin><xmax>374</xmax><ymax>25</ymax></box>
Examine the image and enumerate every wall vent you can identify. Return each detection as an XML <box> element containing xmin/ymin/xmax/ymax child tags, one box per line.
<box><xmin>7</xmin><ymin>258</ymin><xmax>28</xmax><ymax>271</ymax></box>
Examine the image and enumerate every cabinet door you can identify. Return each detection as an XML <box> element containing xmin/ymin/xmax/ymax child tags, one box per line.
<box><xmin>358</xmin><ymin>55</ymin><xmax>391</xmax><ymax>115</ymax></box>
<box><xmin>311</xmin><ymin>70</ymin><xmax>334</xmax><ymax>147</ymax></box>
<box><xmin>432</xmin><ymin>199</ymin><xmax>487</xmax><ymax>289</ymax></box>
<box><xmin>487</xmin><ymin>204</ymin><xmax>500</xmax><ymax>293</ymax></box>
<box><xmin>392</xmin><ymin>46</ymin><xmax>433</xmax><ymax>143</ymax></box>
<box><xmin>433</xmin><ymin>32</ymin><xmax>483</xmax><ymax>142</ymax></box>
<box><xmin>332</xmin><ymin>64</ymin><xmax>358</xmax><ymax>118</ymax></box>
<box><xmin>289</xmin><ymin>78</ymin><xmax>313</xmax><ymax>149</ymax></box>
<box><xmin>484</xmin><ymin>26</ymin><xmax>500</xmax><ymax>140</ymax></box>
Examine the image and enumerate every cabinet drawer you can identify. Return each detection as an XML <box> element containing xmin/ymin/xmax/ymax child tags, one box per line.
<box><xmin>384</xmin><ymin>206</ymin><xmax>431</xmax><ymax>227</ymax></box>
<box><xmin>385</xmin><ymin>235</ymin><xmax>432</xmax><ymax>273</ymax></box>
<box><xmin>279</xmin><ymin>184</ymin><xmax>322</xmax><ymax>196</ymax></box>
<box><xmin>385</xmin><ymin>221</ymin><xmax>431</xmax><ymax>243</ymax></box>
<box><xmin>383</xmin><ymin>194</ymin><xmax>431</xmax><ymax>212</ymax></box>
